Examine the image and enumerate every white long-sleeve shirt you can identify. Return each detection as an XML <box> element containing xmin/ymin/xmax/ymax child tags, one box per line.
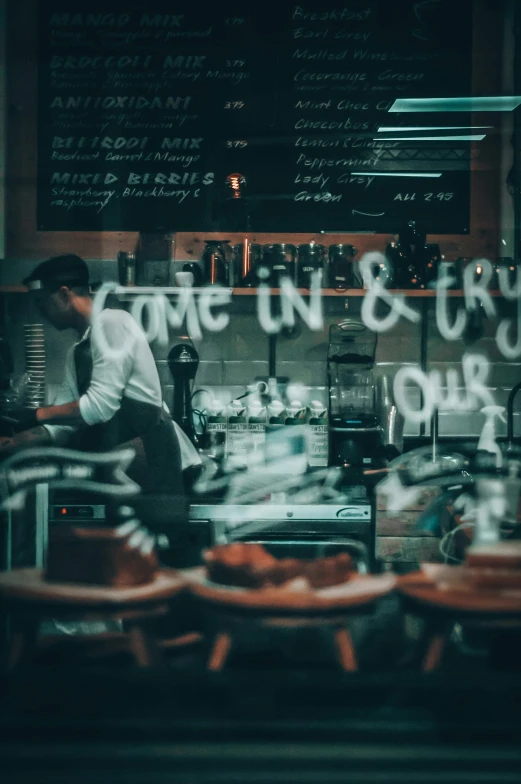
<box><xmin>44</xmin><ymin>308</ymin><xmax>200</xmax><ymax>469</ymax></box>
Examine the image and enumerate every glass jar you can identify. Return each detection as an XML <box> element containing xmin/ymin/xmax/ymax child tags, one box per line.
<box><xmin>262</xmin><ymin>243</ymin><xmax>296</xmax><ymax>287</ymax></box>
<box><xmin>231</xmin><ymin>241</ymin><xmax>263</xmax><ymax>287</ymax></box>
<box><xmin>202</xmin><ymin>240</ymin><xmax>231</xmax><ymax>285</ymax></box>
<box><xmin>328</xmin><ymin>244</ymin><xmax>357</xmax><ymax>290</ymax></box>
<box><xmin>296</xmin><ymin>243</ymin><xmax>325</xmax><ymax>288</ymax></box>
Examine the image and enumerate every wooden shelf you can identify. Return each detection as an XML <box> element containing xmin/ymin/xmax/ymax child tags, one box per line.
<box><xmin>0</xmin><ymin>286</ymin><xmax>505</xmax><ymax>297</ymax></box>
<box><xmin>232</xmin><ymin>288</ymin><xmax>505</xmax><ymax>297</ymax></box>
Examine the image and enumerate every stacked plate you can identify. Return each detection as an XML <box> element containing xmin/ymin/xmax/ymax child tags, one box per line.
<box><xmin>24</xmin><ymin>324</ymin><xmax>46</xmax><ymax>408</ymax></box>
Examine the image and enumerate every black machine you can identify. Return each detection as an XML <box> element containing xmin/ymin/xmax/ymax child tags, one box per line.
<box><xmin>167</xmin><ymin>342</ymin><xmax>199</xmax><ymax>446</ymax></box>
<box><xmin>327</xmin><ymin>321</ymin><xmax>383</xmax><ymax>472</ymax></box>
<box><xmin>385</xmin><ymin>221</ymin><xmax>441</xmax><ymax>289</ymax></box>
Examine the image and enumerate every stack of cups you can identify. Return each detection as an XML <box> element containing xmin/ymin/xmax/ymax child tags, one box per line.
<box><xmin>24</xmin><ymin>324</ymin><xmax>46</xmax><ymax>407</ymax></box>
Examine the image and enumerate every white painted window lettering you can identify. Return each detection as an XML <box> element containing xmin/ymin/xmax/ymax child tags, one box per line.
<box><xmin>437</xmin><ymin>259</ymin><xmax>497</xmax><ymax>342</ymax></box>
<box><xmin>496</xmin><ymin>297</ymin><xmax>521</xmax><ymax>359</ymax></box>
<box><xmin>360</xmin><ymin>252</ymin><xmax>421</xmax><ymax>332</ymax></box>
<box><xmin>464</xmin><ymin>259</ymin><xmax>497</xmax><ymax>319</ymax></box>
<box><xmin>496</xmin><ymin>263</ymin><xmax>521</xmax><ymax>359</ymax></box>
<box><xmin>131</xmin><ymin>294</ymin><xmax>169</xmax><ymax>344</ymax></box>
<box><xmin>92</xmin><ymin>276</ymin><xmax>323</xmax><ymax>346</ymax></box>
<box><xmin>498</xmin><ymin>263</ymin><xmax>521</xmax><ymax>300</ymax></box>
<box><xmin>91</xmin><ymin>259</ymin><xmax>521</xmax><ymax>368</ymax></box>
<box><xmin>281</xmin><ymin>271</ymin><xmax>323</xmax><ymax>330</ymax></box>
<box><xmin>393</xmin><ymin>353</ymin><xmax>495</xmax><ymax>424</ymax></box>
<box><xmin>435</xmin><ymin>265</ymin><xmax>467</xmax><ymax>340</ymax></box>
<box><xmin>198</xmin><ymin>285</ymin><xmax>232</xmax><ymax>334</ymax></box>
<box><xmin>257</xmin><ymin>282</ymin><xmax>283</xmax><ymax>335</ymax></box>
<box><xmin>257</xmin><ymin>272</ymin><xmax>323</xmax><ymax>334</ymax></box>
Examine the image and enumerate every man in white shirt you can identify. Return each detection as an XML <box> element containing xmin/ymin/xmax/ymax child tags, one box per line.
<box><xmin>0</xmin><ymin>254</ymin><xmax>200</xmax><ymax>496</ymax></box>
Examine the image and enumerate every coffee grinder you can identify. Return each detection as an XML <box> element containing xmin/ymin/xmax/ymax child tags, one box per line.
<box><xmin>327</xmin><ymin>321</ymin><xmax>383</xmax><ymax>472</ymax></box>
<box><xmin>167</xmin><ymin>343</ymin><xmax>199</xmax><ymax>446</ymax></box>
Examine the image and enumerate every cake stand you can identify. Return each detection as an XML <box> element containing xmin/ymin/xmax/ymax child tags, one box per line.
<box><xmin>181</xmin><ymin>568</ymin><xmax>396</xmax><ymax>671</ymax></box>
<box><xmin>397</xmin><ymin>564</ymin><xmax>521</xmax><ymax>671</ymax></box>
<box><xmin>0</xmin><ymin>568</ymin><xmax>186</xmax><ymax>670</ymax></box>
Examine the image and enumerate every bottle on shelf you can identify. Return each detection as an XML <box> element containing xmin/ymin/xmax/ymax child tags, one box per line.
<box><xmin>266</xmin><ymin>379</ymin><xmax>287</xmax><ymax>449</ymax></box>
<box><xmin>386</xmin><ymin>221</ymin><xmax>427</xmax><ymax>289</ymax></box>
<box><xmin>206</xmin><ymin>400</ymin><xmax>227</xmax><ymax>462</ymax></box>
<box><xmin>247</xmin><ymin>396</ymin><xmax>267</xmax><ymax>454</ymax></box>
<box><xmin>307</xmin><ymin>402</ymin><xmax>329</xmax><ymax>468</ymax></box>
<box><xmin>267</xmin><ymin>398</ymin><xmax>286</xmax><ymax>430</ymax></box>
<box><xmin>423</xmin><ymin>244</ymin><xmax>441</xmax><ymax>288</ymax></box>
<box><xmin>226</xmin><ymin>399</ymin><xmax>248</xmax><ymax>467</ymax></box>
<box><xmin>285</xmin><ymin>400</ymin><xmax>307</xmax><ymax>426</ymax></box>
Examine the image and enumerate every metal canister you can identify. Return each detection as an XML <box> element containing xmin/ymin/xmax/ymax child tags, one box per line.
<box><xmin>263</xmin><ymin>243</ymin><xmax>296</xmax><ymax>287</ymax></box>
<box><xmin>296</xmin><ymin>243</ymin><xmax>326</xmax><ymax>288</ymax></box>
<box><xmin>328</xmin><ymin>245</ymin><xmax>357</xmax><ymax>290</ymax></box>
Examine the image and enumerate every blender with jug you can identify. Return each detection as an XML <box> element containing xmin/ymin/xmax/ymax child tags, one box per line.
<box><xmin>327</xmin><ymin>321</ymin><xmax>383</xmax><ymax>471</ymax></box>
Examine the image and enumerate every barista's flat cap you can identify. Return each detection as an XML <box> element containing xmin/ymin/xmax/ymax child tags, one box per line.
<box><xmin>23</xmin><ymin>255</ymin><xmax>90</xmax><ymax>291</ymax></box>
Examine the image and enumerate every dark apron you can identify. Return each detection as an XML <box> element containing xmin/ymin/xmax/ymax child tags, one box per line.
<box><xmin>72</xmin><ymin>334</ymin><xmax>184</xmax><ymax>497</ymax></box>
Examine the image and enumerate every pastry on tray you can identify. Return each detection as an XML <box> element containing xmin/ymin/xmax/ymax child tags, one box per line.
<box><xmin>462</xmin><ymin>542</ymin><xmax>521</xmax><ymax>592</ymax></box>
<box><xmin>203</xmin><ymin>543</ymin><xmax>354</xmax><ymax>590</ymax></box>
<box><xmin>46</xmin><ymin>520</ymin><xmax>158</xmax><ymax>588</ymax></box>
<box><xmin>466</xmin><ymin>542</ymin><xmax>521</xmax><ymax>570</ymax></box>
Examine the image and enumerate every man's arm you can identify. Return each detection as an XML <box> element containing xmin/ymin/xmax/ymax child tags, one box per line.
<box><xmin>36</xmin><ymin>400</ymin><xmax>83</xmax><ymax>426</ymax></box>
<box><xmin>78</xmin><ymin>312</ymin><xmax>134</xmax><ymax>426</ymax></box>
<box><xmin>0</xmin><ymin>426</ymin><xmax>52</xmax><ymax>456</ymax></box>
<box><xmin>0</xmin><ymin>402</ymin><xmax>83</xmax><ymax>456</ymax></box>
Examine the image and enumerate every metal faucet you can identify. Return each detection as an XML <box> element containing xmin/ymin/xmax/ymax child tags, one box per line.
<box><xmin>507</xmin><ymin>381</ymin><xmax>521</xmax><ymax>444</ymax></box>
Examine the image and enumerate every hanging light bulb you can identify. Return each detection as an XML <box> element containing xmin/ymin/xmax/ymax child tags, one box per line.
<box><xmin>226</xmin><ymin>172</ymin><xmax>246</xmax><ymax>199</ymax></box>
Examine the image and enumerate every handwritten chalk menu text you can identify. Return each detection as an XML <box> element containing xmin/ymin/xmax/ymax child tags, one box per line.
<box><xmin>37</xmin><ymin>1</ymin><xmax>472</xmax><ymax>233</ymax></box>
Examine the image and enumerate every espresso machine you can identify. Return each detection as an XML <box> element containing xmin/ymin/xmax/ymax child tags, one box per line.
<box><xmin>327</xmin><ymin>321</ymin><xmax>383</xmax><ymax>473</ymax></box>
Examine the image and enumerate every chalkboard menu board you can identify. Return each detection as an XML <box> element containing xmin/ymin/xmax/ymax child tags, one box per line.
<box><xmin>37</xmin><ymin>0</ymin><xmax>473</xmax><ymax>233</ymax></box>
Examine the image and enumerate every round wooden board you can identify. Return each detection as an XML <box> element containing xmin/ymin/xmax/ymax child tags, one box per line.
<box><xmin>397</xmin><ymin>564</ymin><xmax>521</xmax><ymax>614</ymax></box>
<box><xmin>180</xmin><ymin>567</ymin><xmax>396</xmax><ymax>614</ymax></box>
<box><xmin>0</xmin><ymin>568</ymin><xmax>186</xmax><ymax>607</ymax></box>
